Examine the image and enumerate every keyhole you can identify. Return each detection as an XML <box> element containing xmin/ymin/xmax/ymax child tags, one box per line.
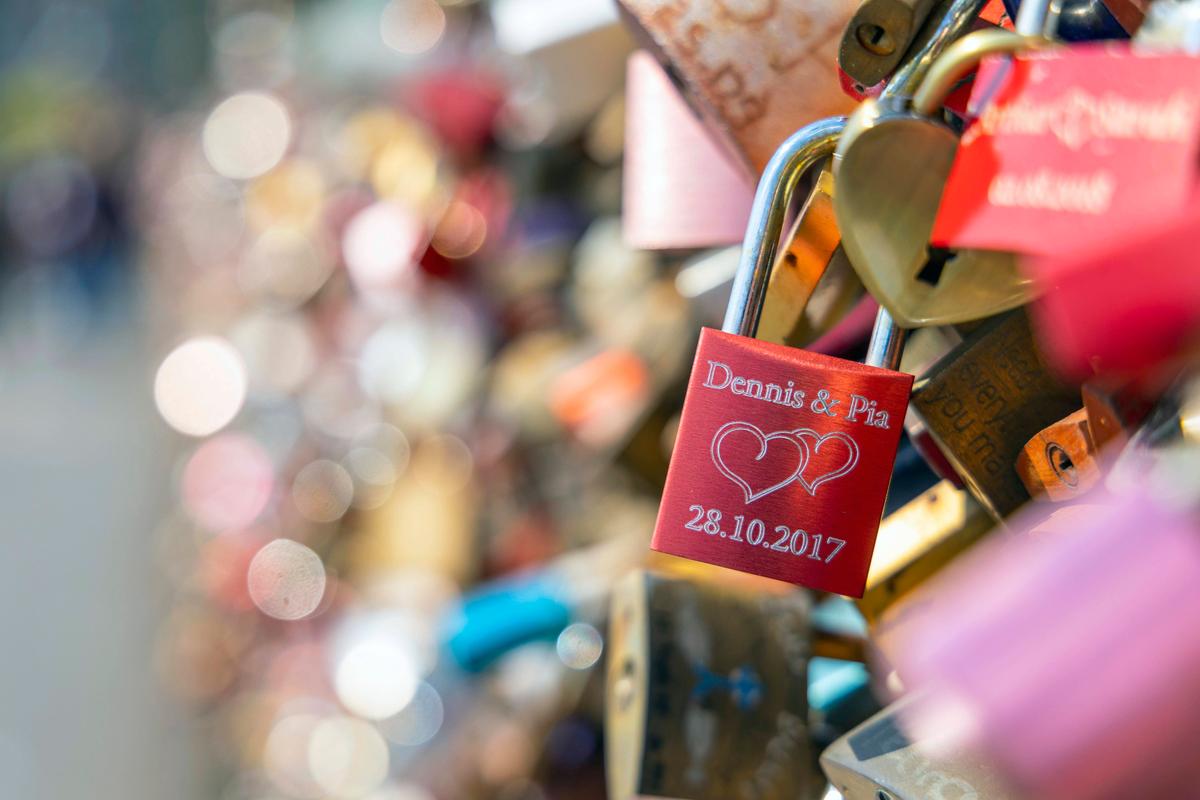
<box><xmin>916</xmin><ymin>245</ymin><xmax>958</xmax><ymax>286</ymax></box>
<box><xmin>1046</xmin><ymin>442</ymin><xmax>1079</xmax><ymax>487</ymax></box>
<box><xmin>856</xmin><ymin>23</ymin><xmax>896</xmax><ymax>56</ymax></box>
<box><xmin>615</xmin><ymin>657</ymin><xmax>638</xmax><ymax>711</ymax></box>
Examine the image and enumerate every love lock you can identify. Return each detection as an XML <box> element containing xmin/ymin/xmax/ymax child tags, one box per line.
<box><xmin>834</xmin><ymin>27</ymin><xmax>1050</xmax><ymax>327</ymax></box>
<box><xmin>648</xmin><ymin>116</ymin><xmax>914</xmax><ymax>598</ymax></box>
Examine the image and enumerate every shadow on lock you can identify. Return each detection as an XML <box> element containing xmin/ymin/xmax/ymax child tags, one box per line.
<box><xmin>834</xmin><ymin>18</ymin><xmax>1053</xmax><ymax>327</ymax></box>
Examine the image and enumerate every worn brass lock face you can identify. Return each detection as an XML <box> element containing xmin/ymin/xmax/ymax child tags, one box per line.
<box><xmin>1015</xmin><ymin>407</ymin><xmax>1102</xmax><ymax>501</ymax></box>
<box><xmin>839</xmin><ymin>0</ymin><xmax>941</xmax><ymax>87</ymax></box>
<box><xmin>909</xmin><ymin>309</ymin><xmax>1080</xmax><ymax>518</ymax></box>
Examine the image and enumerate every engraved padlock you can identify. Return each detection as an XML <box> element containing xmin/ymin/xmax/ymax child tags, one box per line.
<box><xmin>834</xmin><ymin>23</ymin><xmax>1050</xmax><ymax>327</ymax></box>
<box><xmin>605</xmin><ymin>570</ymin><xmax>814</xmax><ymax>800</ymax></box>
<box><xmin>909</xmin><ymin>308</ymin><xmax>1080</xmax><ymax>519</ymax></box>
<box><xmin>649</xmin><ymin>118</ymin><xmax>914</xmax><ymax>598</ymax></box>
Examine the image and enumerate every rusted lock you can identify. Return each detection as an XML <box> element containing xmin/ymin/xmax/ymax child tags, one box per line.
<box><xmin>605</xmin><ymin>570</ymin><xmax>814</xmax><ymax>800</ymax></box>
<box><xmin>649</xmin><ymin>120</ymin><xmax>913</xmax><ymax>598</ymax></box>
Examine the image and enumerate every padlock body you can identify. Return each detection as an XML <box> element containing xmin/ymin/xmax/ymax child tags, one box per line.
<box><xmin>651</xmin><ymin>329</ymin><xmax>912</xmax><ymax>597</ymax></box>
<box><xmin>606</xmin><ymin>570</ymin><xmax>812</xmax><ymax>800</ymax></box>
<box><xmin>910</xmin><ymin>310</ymin><xmax>1079</xmax><ymax>518</ymax></box>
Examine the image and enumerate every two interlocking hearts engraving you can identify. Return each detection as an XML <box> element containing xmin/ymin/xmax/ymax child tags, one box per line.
<box><xmin>710</xmin><ymin>420</ymin><xmax>860</xmax><ymax>503</ymax></box>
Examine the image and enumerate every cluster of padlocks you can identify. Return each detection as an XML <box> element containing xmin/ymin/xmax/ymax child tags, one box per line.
<box><xmin>607</xmin><ymin>0</ymin><xmax>1200</xmax><ymax>799</ymax></box>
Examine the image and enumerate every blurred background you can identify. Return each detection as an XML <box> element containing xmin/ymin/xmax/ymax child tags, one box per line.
<box><xmin>0</xmin><ymin>1</ymin><xmax>670</xmax><ymax>798</ymax></box>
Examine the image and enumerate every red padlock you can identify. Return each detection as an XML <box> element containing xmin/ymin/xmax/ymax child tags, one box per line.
<box><xmin>650</xmin><ymin>120</ymin><xmax>914</xmax><ymax>598</ymax></box>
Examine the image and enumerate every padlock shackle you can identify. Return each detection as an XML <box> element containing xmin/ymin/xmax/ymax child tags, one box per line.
<box><xmin>723</xmin><ymin>116</ymin><xmax>845</xmax><ymax>338</ymax></box>
<box><xmin>911</xmin><ymin>30</ymin><xmax>1043</xmax><ymax>115</ymax></box>
<box><xmin>866</xmin><ymin>307</ymin><xmax>908</xmax><ymax>370</ymax></box>
<box><xmin>882</xmin><ymin>0</ymin><xmax>992</xmax><ymax>101</ymax></box>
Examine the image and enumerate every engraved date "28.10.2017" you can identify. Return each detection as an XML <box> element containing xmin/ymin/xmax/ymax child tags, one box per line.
<box><xmin>683</xmin><ymin>505</ymin><xmax>846</xmax><ymax>563</ymax></box>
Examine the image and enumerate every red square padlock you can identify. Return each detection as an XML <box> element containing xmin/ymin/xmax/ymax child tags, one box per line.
<box><xmin>651</xmin><ymin>329</ymin><xmax>911</xmax><ymax>597</ymax></box>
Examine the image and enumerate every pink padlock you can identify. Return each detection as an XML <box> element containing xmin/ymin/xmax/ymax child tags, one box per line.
<box><xmin>622</xmin><ymin>50</ymin><xmax>754</xmax><ymax>250</ymax></box>
<box><xmin>884</xmin><ymin>464</ymin><xmax>1200</xmax><ymax>800</ymax></box>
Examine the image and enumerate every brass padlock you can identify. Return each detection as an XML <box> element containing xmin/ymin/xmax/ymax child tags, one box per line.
<box><xmin>1015</xmin><ymin>407</ymin><xmax>1102</xmax><ymax>502</ymax></box>
<box><xmin>605</xmin><ymin>569</ymin><xmax>814</xmax><ymax>800</ymax></box>
<box><xmin>909</xmin><ymin>309</ymin><xmax>1080</xmax><ymax>519</ymax></box>
<box><xmin>839</xmin><ymin>0</ymin><xmax>941</xmax><ymax>88</ymax></box>
<box><xmin>834</xmin><ymin>27</ymin><xmax>1049</xmax><ymax>327</ymax></box>
<box><xmin>857</xmin><ymin>479</ymin><xmax>993</xmax><ymax>623</ymax></box>
<box><xmin>757</xmin><ymin>163</ymin><xmax>864</xmax><ymax>348</ymax></box>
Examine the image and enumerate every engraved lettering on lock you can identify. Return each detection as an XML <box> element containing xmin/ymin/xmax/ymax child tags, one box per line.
<box><xmin>704</xmin><ymin>360</ymin><xmax>734</xmax><ymax>389</ymax></box>
<box><xmin>846</xmin><ymin>394</ymin><xmax>892</xmax><ymax>429</ymax></box>
<box><xmin>987</xmin><ymin>169</ymin><xmax>1116</xmax><ymax>215</ymax></box>
<box><xmin>921</xmin><ymin>382</ymin><xmax>978</xmax><ymax>433</ymax></box>
<box><xmin>810</xmin><ymin>389</ymin><xmax>840</xmax><ymax>416</ymax></box>
<box><xmin>714</xmin><ymin>0</ymin><xmax>777</xmax><ymax>25</ymax></box>
<box><xmin>967</xmin><ymin>433</ymin><xmax>1004</xmax><ymax>475</ymax></box>
<box><xmin>972</xmin><ymin>88</ymin><xmax>1198</xmax><ymax>150</ymax></box>
<box><xmin>702</xmin><ymin>361</ymin><xmax>807</xmax><ymax>409</ymax></box>
<box><xmin>706</xmin><ymin>63</ymin><xmax>768</xmax><ymax>130</ymax></box>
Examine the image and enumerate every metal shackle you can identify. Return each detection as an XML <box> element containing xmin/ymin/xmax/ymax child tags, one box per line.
<box><xmin>721</xmin><ymin>117</ymin><xmax>910</xmax><ymax>372</ymax></box>
<box><xmin>722</xmin><ymin>117</ymin><xmax>846</xmax><ymax>339</ymax></box>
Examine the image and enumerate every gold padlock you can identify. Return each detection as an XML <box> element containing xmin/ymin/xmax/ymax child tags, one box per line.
<box><xmin>834</xmin><ymin>28</ymin><xmax>1050</xmax><ymax>327</ymax></box>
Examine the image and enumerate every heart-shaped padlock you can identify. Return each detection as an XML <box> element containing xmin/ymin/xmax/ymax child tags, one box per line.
<box><xmin>834</xmin><ymin>26</ymin><xmax>1051</xmax><ymax>327</ymax></box>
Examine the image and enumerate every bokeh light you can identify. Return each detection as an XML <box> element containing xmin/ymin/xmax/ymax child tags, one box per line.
<box><xmin>334</xmin><ymin>638</ymin><xmax>419</xmax><ymax>720</ymax></box>
<box><xmin>379</xmin><ymin>681</ymin><xmax>444</xmax><ymax>746</ymax></box>
<box><xmin>247</xmin><ymin>539</ymin><xmax>327</xmax><ymax>620</ymax></box>
<box><xmin>181</xmin><ymin>434</ymin><xmax>274</xmax><ymax>532</ymax></box>
<box><xmin>264</xmin><ymin>713</ymin><xmax>325</xmax><ymax>798</ymax></box>
<box><xmin>231</xmin><ymin>311</ymin><xmax>317</xmax><ymax>396</ymax></box>
<box><xmin>203</xmin><ymin>92</ymin><xmax>292</xmax><ymax>180</ymax></box>
<box><xmin>155</xmin><ymin>336</ymin><xmax>248</xmax><ymax>436</ymax></box>
<box><xmin>308</xmin><ymin>716</ymin><xmax>390</xmax><ymax>799</ymax></box>
<box><xmin>239</xmin><ymin>228</ymin><xmax>333</xmax><ymax>308</ymax></box>
<box><xmin>292</xmin><ymin>459</ymin><xmax>355</xmax><ymax>523</ymax></box>
<box><xmin>555</xmin><ymin>622</ymin><xmax>603</xmax><ymax>670</ymax></box>
<box><xmin>432</xmin><ymin>200</ymin><xmax>487</xmax><ymax>259</ymax></box>
<box><xmin>380</xmin><ymin>0</ymin><xmax>447</xmax><ymax>55</ymax></box>
<box><xmin>342</xmin><ymin>201</ymin><xmax>425</xmax><ymax>292</ymax></box>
